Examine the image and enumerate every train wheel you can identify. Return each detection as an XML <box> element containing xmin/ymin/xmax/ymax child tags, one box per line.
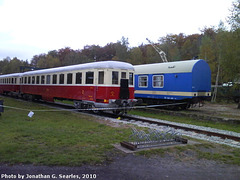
<box><xmin>91</xmin><ymin>105</ymin><xmax>99</xmax><ymax>114</ymax></box>
<box><xmin>113</xmin><ymin>110</ymin><xmax>123</xmax><ymax>116</ymax></box>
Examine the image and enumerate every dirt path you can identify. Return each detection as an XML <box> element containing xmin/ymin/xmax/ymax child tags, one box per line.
<box><xmin>1</xmin><ymin>152</ymin><xmax>240</xmax><ymax>180</ymax></box>
<box><xmin>187</xmin><ymin>102</ymin><xmax>240</xmax><ymax>120</ymax></box>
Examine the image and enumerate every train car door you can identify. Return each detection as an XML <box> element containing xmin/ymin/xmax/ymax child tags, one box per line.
<box><xmin>95</xmin><ymin>70</ymin><xmax>106</xmax><ymax>102</ymax></box>
<box><xmin>120</xmin><ymin>71</ymin><xmax>129</xmax><ymax>99</ymax></box>
<box><xmin>85</xmin><ymin>71</ymin><xmax>95</xmax><ymax>101</ymax></box>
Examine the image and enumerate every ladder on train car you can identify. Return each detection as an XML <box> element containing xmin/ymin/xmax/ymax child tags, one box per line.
<box><xmin>146</xmin><ymin>38</ymin><xmax>168</xmax><ymax>63</ymax></box>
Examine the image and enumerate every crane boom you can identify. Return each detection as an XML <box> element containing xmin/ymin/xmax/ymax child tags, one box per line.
<box><xmin>146</xmin><ymin>38</ymin><xmax>168</xmax><ymax>63</ymax></box>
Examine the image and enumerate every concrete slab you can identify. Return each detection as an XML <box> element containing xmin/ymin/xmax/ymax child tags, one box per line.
<box><xmin>113</xmin><ymin>140</ymin><xmax>201</xmax><ymax>153</ymax></box>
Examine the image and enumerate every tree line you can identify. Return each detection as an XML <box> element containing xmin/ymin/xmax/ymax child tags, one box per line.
<box><xmin>1</xmin><ymin>0</ymin><xmax>239</xmax><ymax>87</ymax></box>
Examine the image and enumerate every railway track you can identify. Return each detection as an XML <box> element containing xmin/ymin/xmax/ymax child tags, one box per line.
<box><xmin>43</xmin><ymin>101</ymin><xmax>240</xmax><ymax>148</ymax></box>
<box><xmin>1</xmin><ymin>96</ymin><xmax>240</xmax><ymax>148</ymax></box>
<box><xmin>123</xmin><ymin>114</ymin><xmax>240</xmax><ymax>143</ymax></box>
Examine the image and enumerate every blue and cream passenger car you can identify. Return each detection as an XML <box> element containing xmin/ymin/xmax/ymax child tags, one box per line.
<box><xmin>134</xmin><ymin>59</ymin><xmax>211</xmax><ymax>109</ymax></box>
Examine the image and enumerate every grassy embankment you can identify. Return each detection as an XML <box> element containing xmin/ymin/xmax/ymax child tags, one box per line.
<box><xmin>0</xmin><ymin>96</ymin><xmax>239</xmax><ymax>166</ymax></box>
<box><xmin>0</xmin><ymin>96</ymin><xmax>130</xmax><ymax>166</ymax></box>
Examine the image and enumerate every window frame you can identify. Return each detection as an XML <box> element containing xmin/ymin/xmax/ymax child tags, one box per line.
<box><xmin>129</xmin><ymin>72</ymin><xmax>134</xmax><ymax>85</ymax></box>
<box><xmin>75</xmin><ymin>72</ymin><xmax>82</xmax><ymax>84</ymax></box>
<box><xmin>138</xmin><ymin>75</ymin><xmax>148</xmax><ymax>88</ymax></box>
<box><xmin>41</xmin><ymin>75</ymin><xmax>45</xmax><ymax>84</ymax></box>
<box><xmin>152</xmin><ymin>75</ymin><xmax>164</xmax><ymax>88</ymax></box>
<box><xmin>121</xmin><ymin>72</ymin><xmax>126</xmax><ymax>79</ymax></box>
<box><xmin>46</xmin><ymin>75</ymin><xmax>51</xmax><ymax>84</ymax></box>
<box><xmin>86</xmin><ymin>71</ymin><xmax>94</xmax><ymax>84</ymax></box>
<box><xmin>52</xmin><ymin>74</ymin><xmax>57</xmax><ymax>84</ymax></box>
<box><xmin>112</xmin><ymin>71</ymin><xmax>119</xmax><ymax>85</ymax></box>
<box><xmin>32</xmin><ymin>76</ymin><xmax>35</xmax><ymax>84</ymax></box>
<box><xmin>59</xmin><ymin>74</ymin><xmax>64</xmax><ymax>84</ymax></box>
<box><xmin>98</xmin><ymin>71</ymin><xmax>104</xmax><ymax>84</ymax></box>
<box><xmin>36</xmin><ymin>76</ymin><xmax>40</xmax><ymax>84</ymax></box>
<box><xmin>67</xmin><ymin>73</ymin><xmax>73</xmax><ymax>84</ymax></box>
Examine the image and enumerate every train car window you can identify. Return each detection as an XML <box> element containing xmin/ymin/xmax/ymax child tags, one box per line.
<box><xmin>11</xmin><ymin>78</ymin><xmax>14</xmax><ymax>84</ymax></box>
<box><xmin>121</xmin><ymin>72</ymin><xmax>126</xmax><ymax>79</ymax></box>
<box><xmin>24</xmin><ymin>77</ymin><xmax>27</xmax><ymax>84</ymax></box>
<box><xmin>129</xmin><ymin>72</ymin><xmax>134</xmax><ymax>85</ymax></box>
<box><xmin>112</xmin><ymin>71</ymin><xmax>119</xmax><ymax>85</ymax></box>
<box><xmin>98</xmin><ymin>71</ymin><xmax>104</xmax><ymax>84</ymax></box>
<box><xmin>59</xmin><ymin>74</ymin><xmax>64</xmax><ymax>84</ymax></box>
<box><xmin>36</xmin><ymin>76</ymin><xmax>40</xmax><ymax>84</ymax></box>
<box><xmin>53</xmin><ymin>74</ymin><xmax>57</xmax><ymax>84</ymax></box>
<box><xmin>139</xmin><ymin>76</ymin><xmax>148</xmax><ymax>87</ymax></box>
<box><xmin>76</xmin><ymin>72</ymin><xmax>82</xmax><ymax>84</ymax></box>
<box><xmin>67</xmin><ymin>73</ymin><xmax>73</xmax><ymax>84</ymax></box>
<box><xmin>153</xmin><ymin>75</ymin><xmax>164</xmax><ymax>88</ymax></box>
<box><xmin>32</xmin><ymin>76</ymin><xmax>35</xmax><ymax>84</ymax></box>
<box><xmin>41</xmin><ymin>75</ymin><xmax>45</xmax><ymax>84</ymax></box>
<box><xmin>46</xmin><ymin>75</ymin><xmax>51</xmax><ymax>84</ymax></box>
<box><xmin>14</xmin><ymin>78</ymin><xmax>17</xmax><ymax>84</ymax></box>
<box><xmin>86</xmin><ymin>72</ymin><xmax>94</xmax><ymax>84</ymax></box>
<box><xmin>28</xmin><ymin>77</ymin><xmax>31</xmax><ymax>84</ymax></box>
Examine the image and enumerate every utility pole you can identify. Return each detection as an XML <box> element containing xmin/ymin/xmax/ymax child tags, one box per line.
<box><xmin>211</xmin><ymin>64</ymin><xmax>220</xmax><ymax>102</ymax></box>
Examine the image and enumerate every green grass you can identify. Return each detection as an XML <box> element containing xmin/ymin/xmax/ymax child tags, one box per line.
<box><xmin>129</xmin><ymin>110</ymin><xmax>240</xmax><ymax>133</ymax></box>
<box><xmin>0</xmin><ymin>96</ymin><xmax>130</xmax><ymax>166</ymax></box>
<box><xmin>136</xmin><ymin>142</ymin><xmax>240</xmax><ymax>165</ymax></box>
<box><xmin>1</xmin><ymin>96</ymin><xmax>240</xmax><ymax>166</ymax></box>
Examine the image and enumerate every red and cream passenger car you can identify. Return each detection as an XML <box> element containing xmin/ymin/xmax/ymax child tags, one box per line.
<box><xmin>0</xmin><ymin>73</ymin><xmax>21</xmax><ymax>95</ymax></box>
<box><xmin>0</xmin><ymin>61</ymin><xmax>138</xmax><ymax>113</ymax></box>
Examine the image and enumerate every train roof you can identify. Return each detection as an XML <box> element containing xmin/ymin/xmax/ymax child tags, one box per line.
<box><xmin>134</xmin><ymin>59</ymin><xmax>207</xmax><ymax>74</ymax></box>
<box><xmin>21</xmin><ymin>61</ymin><xmax>134</xmax><ymax>76</ymax></box>
<box><xmin>0</xmin><ymin>73</ymin><xmax>22</xmax><ymax>78</ymax></box>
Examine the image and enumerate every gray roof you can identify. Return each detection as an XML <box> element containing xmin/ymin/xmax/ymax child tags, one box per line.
<box><xmin>0</xmin><ymin>61</ymin><xmax>134</xmax><ymax>78</ymax></box>
<box><xmin>134</xmin><ymin>59</ymin><xmax>203</xmax><ymax>74</ymax></box>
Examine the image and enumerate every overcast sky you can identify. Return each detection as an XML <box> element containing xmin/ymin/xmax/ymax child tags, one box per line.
<box><xmin>0</xmin><ymin>0</ymin><xmax>233</xmax><ymax>61</ymax></box>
